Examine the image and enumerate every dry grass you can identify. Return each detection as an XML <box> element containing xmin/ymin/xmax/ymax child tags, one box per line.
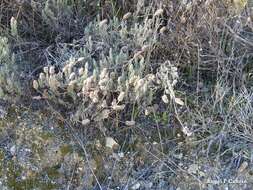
<box><xmin>0</xmin><ymin>0</ymin><xmax>253</xmax><ymax>189</ymax></box>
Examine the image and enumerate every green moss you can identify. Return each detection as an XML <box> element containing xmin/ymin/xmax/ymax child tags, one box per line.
<box><xmin>7</xmin><ymin>176</ymin><xmax>59</xmax><ymax>190</ymax></box>
<box><xmin>0</xmin><ymin>149</ymin><xmax>4</xmax><ymax>177</ymax></box>
<box><xmin>6</xmin><ymin>161</ymin><xmax>22</xmax><ymax>189</ymax></box>
<box><xmin>0</xmin><ymin>149</ymin><xmax>4</xmax><ymax>160</ymax></box>
<box><xmin>9</xmin><ymin>173</ymin><xmax>59</xmax><ymax>189</ymax></box>
<box><xmin>40</xmin><ymin>131</ymin><xmax>54</xmax><ymax>141</ymax></box>
<box><xmin>5</xmin><ymin>159</ymin><xmax>60</xmax><ymax>190</ymax></box>
<box><xmin>45</xmin><ymin>164</ymin><xmax>61</xmax><ymax>179</ymax></box>
<box><xmin>60</xmin><ymin>144</ymin><xmax>73</xmax><ymax>157</ymax></box>
<box><xmin>31</xmin><ymin>143</ymin><xmax>45</xmax><ymax>158</ymax></box>
<box><xmin>94</xmin><ymin>154</ymin><xmax>106</xmax><ymax>182</ymax></box>
<box><xmin>150</xmin><ymin>111</ymin><xmax>169</xmax><ymax>126</ymax></box>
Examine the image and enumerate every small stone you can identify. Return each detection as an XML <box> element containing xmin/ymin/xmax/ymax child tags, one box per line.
<box><xmin>125</xmin><ymin>120</ymin><xmax>135</xmax><ymax>126</ymax></box>
<box><xmin>131</xmin><ymin>182</ymin><xmax>141</xmax><ymax>190</ymax></box>
<box><xmin>105</xmin><ymin>137</ymin><xmax>118</xmax><ymax>149</ymax></box>
<box><xmin>82</xmin><ymin>119</ymin><xmax>90</xmax><ymax>126</ymax></box>
<box><xmin>118</xmin><ymin>152</ymin><xmax>124</xmax><ymax>158</ymax></box>
<box><xmin>10</xmin><ymin>145</ymin><xmax>16</xmax><ymax>155</ymax></box>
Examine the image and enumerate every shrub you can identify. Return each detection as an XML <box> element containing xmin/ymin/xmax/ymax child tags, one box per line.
<box><xmin>33</xmin><ymin>15</ymin><xmax>180</xmax><ymax>126</ymax></box>
<box><xmin>0</xmin><ymin>37</ymin><xmax>21</xmax><ymax>100</ymax></box>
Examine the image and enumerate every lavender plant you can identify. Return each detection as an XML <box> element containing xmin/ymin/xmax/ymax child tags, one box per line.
<box><xmin>33</xmin><ymin>13</ymin><xmax>180</xmax><ymax>126</ymax></box>
<box><xmin>0</xmin><ymin>37</ymin><xmax>21</xmax><ymax>100</ymax></box>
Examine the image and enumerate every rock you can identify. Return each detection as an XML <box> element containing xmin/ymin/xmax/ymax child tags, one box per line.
<box><xmin>125</xmin><ymin>120</ymin><xmax>135</xmax><ymax>126</ymax></box>
<box><xmin>105</xmin><ymin>137</ymin><xmax>118</xmax><ymax>149</ymax></box>
<box><xmin>10</xmin><ymin>145</ymin><xmax>16</xmax><ymax>155</ymax></box>
<box><xmin>131</xmin><ymin>182</ymin><xmax>141</xmax><ymax>190</ymax></box>
<box><xmin>118</xmin><ymin>152</ymin><xmax>124</xmax><ymax>158</ymax></box>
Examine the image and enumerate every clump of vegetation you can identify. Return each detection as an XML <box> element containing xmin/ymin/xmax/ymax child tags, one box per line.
<box><xmin>0</xmin><ymin>0</ymin><xmax>253</xmax><ymax>189</ymax></box>
<box><xmin>32</xmin><ymin>16</ymin><xmax>181</xmax><ymax>127</ymax></box>
<box><xmin>0</xmin><ymin>37</ymin><xmax>21</xmax><ymax>100</ymax></box>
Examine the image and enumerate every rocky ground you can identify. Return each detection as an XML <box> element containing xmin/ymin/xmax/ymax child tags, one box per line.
<box><xmin>0</xmin><ymin>104</ymin><xmax>252</xmax><ymax>190</ymax></box>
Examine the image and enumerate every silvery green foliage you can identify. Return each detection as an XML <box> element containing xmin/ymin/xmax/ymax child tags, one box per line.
<box><xmin>157</xmin><ymin>61</ymin><xmax>179</xmax><ymax>99</ymax></box>
<box><xmin>33</xmin><ymin>16</ymin><xmax>179</xmax><ymax>125</ymax></box>
<box><xmin>0</xmin><ymin>37</ymin><xmax>21</xmax><ymax>99</ymax></box>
